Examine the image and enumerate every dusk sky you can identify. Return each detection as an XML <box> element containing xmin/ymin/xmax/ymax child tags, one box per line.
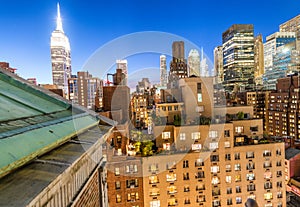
<box><xmin>0</xmin><ymin>0</ymin><xmax>299</xmax><ymax>85</ymax></box>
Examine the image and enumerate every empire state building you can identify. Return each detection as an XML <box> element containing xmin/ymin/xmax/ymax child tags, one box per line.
<box><xmin>50</xmin><ymin>3</ymin><xmax>71</xmax><ymax>96</ymax></box>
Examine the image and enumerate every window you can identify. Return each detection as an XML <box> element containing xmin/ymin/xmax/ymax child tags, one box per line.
<box><xmin>246</xmin><ymin>173</ymin><xmax>255</xmax><ymax>181</ymax></box>
<box><xmin>126</xmin><ymin>179</ymin><xmax>138</xmax><ymax>188</ymax></box>
<box><xmin>127</xmin><ymin>192</ymin><xmax>139</xmax><ymax>202</ymax></box>
<box><xmin>212</xmin><ymin>199</ymin><xmax>220</xmax><ymax>207</ymax></box>
<box><xmin>211</xmin><ymin>166</ymin><xmax>219</xmax><ymax>174</ymax></box>
<box><xmin>277</xmin><ymin>181</ymin><xmax>282</xmax><ymax>188</ymax></box>
<box><xmin>209</xmin><ymin>130</ymin><xmax>218</xmax><ymax>138</ymax></box>
<box><xmin>276</xmin><ymin>149</ymin><xmax>281</xmax><ymax>156</ymax></box>
<box><xmin>277</xmin><ymin>192</ymin><xmax>283</xmax><ymax>198</ymax></box>
<box><xmin>197</xmin><ymin>195</ymin><xmax>205</xmax><ymax>202</ymax></box>
<box><xmin>115</xmin><ymin>167</ymin><xmax>120</xmax><ymax>176</ymax></box>
<box><xmin>116</xmin><ymin>194</ymin><xmax>121</xmax><ymax>203</ymax></box>
<box><xmin>235</xmin><ymin>126</ymin><xmax>244</xmax><ymax>134</ymax></box>
<box><xmin>115</xmin><ymin>181</ymin><xmax>121</xmax><ymax>189</ymax></box>
<box><xmin>225</xmin><ymin>153</ymin><xmax>231</xmax><ymax>161</ymax></box>
<box><xmin>163</xmin><ymin>143</ymin><xmax>171</xmax><ymax>151</ymax></box>
<box><xmin>166</xmin><ymin>173</ymin><xmax>176</xmax><ymax>182</ymax></box>
<box><xmin>226</xmin><ymin>176</ymin><xmax>231</xmax><ymax>183</ymax></box>
<box><xmin>211</xmin><ymin>176</ymin><xmax>220</xmax><ymax>185</ymax></box>
<box><xmin>224</xmin><ymin>130</ymin><xmax>230</xmax><ymax>137</ymax></box>
<box><xmin>225</xmin><ymin>141</ymin><xmax>230</xmax><ymax>148</ymax></box>
<box><xmin>184</xmin><ymin>198</ymin><xmax>191</xmax><ymax>204</ymax></box>
<box><xmin>247</xmin><ymin>162</ymin><xmax>255</xmax><ymax>170</ymax></box>
<box><xmin>196</xmin><ymin>171</ymin><xmax>205</xmax><ymax>178</ymax></box>
<box><xmin>150</xmin><ymin>200</ymin><xmax>160</xmax><ymax>207</ymax></box>
<box><xmin>149</xmin><ymin>188</ymin><xmax>160</xmax><ymax>196</ymax></box>
<box><xmin>162</xmin><ymin>132</ymin><xmax>171</xmax><ymax>139</ymax></box>
<box><xmin>149</xmin><ymin>163</ymin><xmax>159</xmax><ymax>173</ymax></box>
<box><xmin>196</xmin><ymin>183</ymin><xmax>205</xmax><ymax>190</ymax></box>
<box><xmin>179</xmin><ymin>133</ymin><xmax>186</xmax><ymax>140</ymax></box>
<box><xmin>235</xmin><ymin>163</ymin><xmax>241</xmax><ymax>171</ymax></box>
<box><xmin>235</xmin><ymin>153</ymin><xmax>240</xmax><ymax>160</ymax></box>
<box><xmin>168</xmin><ymin>198</ymin><xmax>178</xmax><ymax>206</ymax></box>
<box><xmin>235</xmin><ymin>174</ymin><xmax>241</xmax><ymax>182</ymax></box>
<box><xmin>197</xmin><ymin>83</ymin><xmax>202</xmax><ymax>102</ymax></box>
<box><xmin>264</xmin><ymin>192</ymin><xmax>273</xmax><ymax>200</ymax></box>
<box><xmin>126</xmin><ymin>164</ymin><xmax>138</xmax><ymax>173</ymax></box>
<box><xmin>192</xmin><ymin>132</ymin><xmax>200</xmax><ymax>140</ymax></box>
<box><xmin>195</xmin><ymin>158</ymin><xmax>204</xmax><ymax>167</ymax></box>
<box><xmin>184</xmin><ymin>185</ymin><xmax>190</xmax><ymax>192</ymax></box>
<box><xmin>264</xmin><ymin>181</ymin><xmax>272</xmax><ymax>189</ymax></box>
<box><xmin>264</xmin><ymin>171</ymin><xmax>272</xmax><ymax>179</ymax></box>
<box><xmin>183</xmin><ymin>172</ymin><xmax>189</xmax><ymax>180</ymax></box>
<box><xmin>247</xmin><ymin>183</ymin><xmax>256</xmax><ymax>191</ymax></box>
<box><xmin>210</xmin><ymin>142</ymin><xmax>218</xmax><ymax>150</ymax></box>
<box><xmin>166</xmin><ymin>161</ymin><xmax>176</xmax><ymax>170</ymax></box>
<box><xmin>227</xmin><ymin>187</ymin><xmax>232</xmax><ymax>194</ymax></box>
<box><xmin>192</xmin><ymin>143</ymin><xmax>202</xmax><ymax>151</ymax></box>
<box><xmin>246</xmin><ymin>151</ymin><xmax>254</xmax><ymax>159</ymax></box>
<box><xmin>168</xmin><ymin>106</ymin><xmax>172</xmax><ymax>111</ymax></box>
<box><xmin>167</xmin><ymin>185</ymin><xmax>177</xmax><ymax>194</ymax></box>
<box><xmin>149</xmin><ymin>175</ymin><xmax>159</xmax><ymax>184</ymax></box>
<box><xmin>210</xmin><ymin>155</ymin><xmax>219</xmax><ymax>162</ymax></box>
<box><xmin>236</xmin><ymin>186</ymin><xmax>241</xmax><ymax>193</ymax></box>
<box><xmin>226</xmin><ymin>164</ymin><xmax>231</xmax><ymax>172</ymax></box>
<box><xmin>250</xmin><ymin>126</ymin><xmax>258</xmax><ymax>131</ymax></box>
<box><xmin>276</xmin><ymin>161</ymin><xmax>282</xmax><ymax>166</ymax></box>
<box><xmin>227</xmin><ymin>198</ymin><xmax>233</xmax><ymax>205</ymax></box>
<box><xmin>236</xmin><ymin>197</ymin><xmax>242</xmax><ymax>204</ymax></box>
<box><xmin>183</xmin><ymin>160</ymin><xmax>189</xmax><ymax>168</ymax></box>
<box><xmin>264</xmin><ymin>161</ymin><xmax>272</xmax><ymax>168</ymax></box>
<box><xmin>277</xmin><ymin>171</ymin><xmax>282</xmax><ymax>177</ymax></box>
<box><xmin>263</xmin><ymin>150</ymin><xmax>272</xmax><ymax>157</ymax></box>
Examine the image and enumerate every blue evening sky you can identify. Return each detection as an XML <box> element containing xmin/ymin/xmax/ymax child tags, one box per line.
<box><xmin>0</xmin><ymin>0</ymin><xmax>299</xmax><ymax>84</ymax></box>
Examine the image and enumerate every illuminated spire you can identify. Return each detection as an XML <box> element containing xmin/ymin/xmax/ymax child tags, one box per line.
<box><xmin>56</xmin><ymin>3</ymin><xmax>63</xmax><ymax>32</ymax></box>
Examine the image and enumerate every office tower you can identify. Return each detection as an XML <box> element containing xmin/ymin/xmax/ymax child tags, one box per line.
<box><xmin>214</xmin><ymin>46</ymin><xmax>223</xmax><ymax>84</ymax></box>
<box><xmin>68</xmin><ymin>71</ymin><xmax>101</xmax><ymax>110</ymax></box>
<box><xmin>263</xmin><ymin>32</ymin><xmax>296</xmax><ymax>90</ymax></box>
<box><xmin>50</xmin><ymin>3</ymin><xmax>71</xmax><ymax>97</ymax></box>
<box><xmin>116</xmin><ymin>59</ymin><xmax>128</xmax><ymax>85</ymax></box>
<box><xmin>160</xmin><ymin>55</ymin><xmax>167</xmax><ymax>87</ymax></box>
<box><xmin>172</xmin><ymin>41</ymin><xmax>185</xmax><ymax>61</ymax></box>
<box><xmin>267</xmin><ymin>74</ymin><xmax>300</xmax><ymax>142</ymax></box>
<box><xmin>254</xmin><ymin>34</ymin><xmax>264</xmax><ymax>85</ymax></box>
<box><xmin>188</xmin><ymin>49</ymin><xmax>200</xmax><ymax>77</ymax></box>
<box><xmin>222</xmin><ymin>24</ymin><xmax>255</xmax><ymax>92</ymax></box>
<box><xmin>280</xmin><ymin>14</ymin><xmax>300</xmax><ymax>50</ymax></box>
<box><xmin>169</xmin><ymin>41</ymin><xmax>188</xmax><ymax>88</ymax></box>
<box><xmin>200</xmin><ymin>47</ymin><xmax>209</xmax><ymax>77</ymax></box>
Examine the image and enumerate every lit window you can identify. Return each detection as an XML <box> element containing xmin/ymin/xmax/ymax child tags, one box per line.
<box><xmin>179</xmin><ymin>133</ymin><xmax>186</xmax><ymax>140</ymax></box>
<box><xmin>149</xmin><ymin>163</ymin><xmax>159</xmax><ymax>173</ymax></box>
<box><xmin>264</xmin><ymin>192</ymin><xmax>273</xmax><ymax>200</ymax></box>
<box><xmin>162</xmin><ymin>132</ymin><xmax>171</xmax><ymax>139</ymax></box>
<box><xmin>209</xmin><ymin>130</ymin><xmax>218</xmax><ymax>138</ymax></box>
<box><xmin>116</xmin><ymin>194</ymin><xmax>121</xmax><ymax>203</ymax></box>
<box><xmin>211</xmin><ymin>176</ymin><xmax>220</xmax><ymax>185</ymax></box>
<box><xmin>225</xmin><ymin>141</ymin><xmax>230</xmax><ymax>148</ymax></box>
<box><xmin>115</xmin><ymin>167</ymin><xmax>120</xmax><ymax>176</ymax></box>
<box><xmin>236</xmin><ymin>197</ymin><xmax>242</xmax><ymax>204</ymax></box>
<box><xmin>246</xmin><ymin>173</ymin><xmax>255</xmax><ymax>181</ymax></box>
<box><xmin>163</xmin><ymin>143</ymin><xmax>171</xmax><ymax>151</ymax></box>
<box><xmin>192</xmin><ymin>132</ymin><xmax>201</xmax><ymax>140</ymax></box>
<box><xmin>235</xmin><ymin>163</ymin><xmax>241</xmax><ymax>171</ymax></box>
<box><xmin>235</xmin><ymin>126</ymin><xmax>244</xmax><ymax>134</ymax></box>
<box><xmin>166</xmin><ymin>173</ymin><xmax>176</xmax><ymax>182</ymax></box>
<box><xmin>149</xmin><ymin>175</ymin><xmax>159</xmax><ymax>184</ymax></box>
<box><xmin>226</xmin><ymin>175</ymin><xmax>231</xmax><ymax>183</ymax></box>
<box><xmin>150</xmin><ymin>200</ymin><xmax>160</xmax><ymax>207</ymax></box>
<box><xmin>209</xmin><ymin>142</ymin><xmax>219</xmax><ymax>150</ymax></box>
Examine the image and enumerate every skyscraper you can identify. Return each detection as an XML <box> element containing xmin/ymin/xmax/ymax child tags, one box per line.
<box><xmin>254</xmin><ymin>34</ymin><xmax>264</xmax><ymax>85</ymax></box>
<box><xmin>116</xmin><ymin>59</ymin><xmax>128</xmax><ymax>85</ymax></box>
<box><xmin>263</xmin><ymin>32</ymin><xmax>296</xmax><ymax>89</ymax></box>
<box><xmin>188</xmin><ymin>49</ymin><xmax>200</xmax><ymax>77</ymax></box>
<box><xmin>160</xmin><ymin>55</ymin><xmax>167</xmax><ymax>87</ymax></box>
<box><xmin>200</xmin><ymin>47</ymin><xmax>209</xmax><ymax>77</ymax></box>
<box><xmin>222</xmin><ymin>24</ymin><xmax>255</xmax><ymax>92</ymax></box>
<box><xmin>168</xmin><ymin>41</ymin><xmax>188</xmax><ymax>88</ymax></box>
<box><xmin>280</xmin><ymin>14</ymin><xmax>300</xmax><ymax>50</ymax></box>
<box><xmin>214</xmin><ymin>46</ymin><xmax>223</xmax><ymax>84</ymax></box>
<box><xmin>50</xmin><ymin>3</ymin><xmax>71</xmax><ymax>96</ymax></box>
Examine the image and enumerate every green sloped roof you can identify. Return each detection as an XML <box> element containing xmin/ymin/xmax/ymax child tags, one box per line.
<box><xmin>0</xmin><ymin>69</ymin><xmax>101</xmax><ymax>178</ymax></box>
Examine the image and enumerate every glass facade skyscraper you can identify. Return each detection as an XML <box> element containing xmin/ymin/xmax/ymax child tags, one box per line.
<box><xmin>222</xmin><ymin>24</ymin><xmax>254</xmax><ymax>92</ymax></box>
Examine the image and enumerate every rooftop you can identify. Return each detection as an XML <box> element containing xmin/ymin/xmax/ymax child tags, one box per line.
<box><xmin>285</xmin><ymin>148</ymin><xmax>300</xmax><ymax>160</ymax></box>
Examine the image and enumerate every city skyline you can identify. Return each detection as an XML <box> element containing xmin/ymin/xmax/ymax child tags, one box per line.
<box><xmin>0</xmin><ymin>0</ymin><xmax>299</xmax><ymax>84</ymax></box>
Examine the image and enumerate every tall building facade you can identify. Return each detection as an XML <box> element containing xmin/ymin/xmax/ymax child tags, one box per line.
<box><xmin>188</xmin><ymin>49</ymin><xmax>200</xmax><ymax>77</ymax></box>
<box><xmin>50</xmin><ymin>3</ymin><xmax>71</xmax><ymax>96</ymax></box>
<box><xmin>214</xmin><ymin>46</ymin><xmax>223</xmax><ymax>84</ymax></box>
<box><xmin>222</xmin><ymin>24</ymin><xmax>255</xmax><ymax>92</ymax></box>
<box><xmin>254</xmin><ymin>34</ymin><xmax>264</xmax><ymax>85</ymax></box>
<box><xmin>160</xmin><ymin>55</ymin><xmax>167</xmax><ymax>87</ymax></box>
<box><xmin>263</xmin><ymin>32</ymin><xmax>296</xmax><ymax>90</ymax></box>
<box><xmin>168</xmin><ymin>41</ymin><xmax>188</xmax><ymax>88</ymax></box>
<box><xmin>116</xmin><ymin>59</ymin><xmax>128</xmax><ymax>85</ymax></box>
<box><xmin>68</xmin><ymin>71</ymin><xmax>102</xmax><ymax>110</ymax></box>
<box><xmin>280</xmin><ymin>14</ymin><xmax>300</xmax><ymax>50</ymax></box>
<box><xmin>267</xmin><ymin>74</ymin><xmax>300</xmax><ymax>143</ymax></box>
